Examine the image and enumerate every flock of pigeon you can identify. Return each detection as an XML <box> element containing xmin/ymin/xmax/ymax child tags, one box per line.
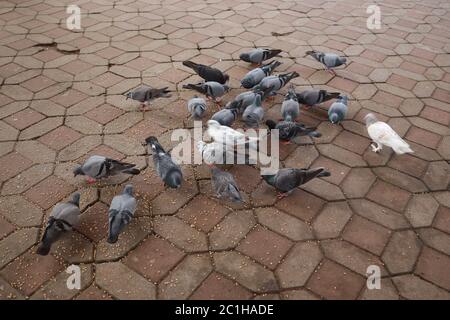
<box><xmin>36</xmin><ymin>48</ymin><xmax>414</xmax><ymax>257</ymax></box>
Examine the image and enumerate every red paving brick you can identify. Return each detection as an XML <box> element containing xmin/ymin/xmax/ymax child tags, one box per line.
<box><xmin>0</xmin><ymin>0</ymin><xmax>449</xmax><ymax>301</ymax></box>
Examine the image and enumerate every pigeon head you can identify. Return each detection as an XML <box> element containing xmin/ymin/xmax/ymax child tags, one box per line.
<box><xmin>145</xmin><ymin>136</ymin><xmax>158</xmax><ymax>146</ymax></box>
<box><xmin>207</xmin><ymin>119</ymin><xmax>220</xmax><ymax>128</ymax></box>
<box><xmin>285</xmin><ymin>85</ymin><xmax>297</xmax><ymax>101</ymax></box>
<box><xmin>329</xmin><ymin>112</ymin><xmax>340</xmax><ymax>124</ymax></box>
<box><xmin>123</xmin><ymin>184</ymin><xmax>133</xmax><ymax>195</ymax></box>
<box><xmin>261</xmin><ymin>173</ymin><xmax>276</xmax><ymax>186</ymax></box>
<box><xmin>166</xmin><ymin>170</ymin><xmax>182</xmax><ymax>189</ymax></box>
<box><xmin>338</xmin><ymin>56</ymin><xmax>347</xmax><ymax>64</ymax></box>
<box><xmin>265</xmin><ymin>119</ymin><xmax>277</xmax><ymax>130</ymax></box>
<box><xmin>239</xmin><ymin>52</ymin><xmax>251</xmax><ymax>62</ymax></box>
<box><xmin>70</xmin><ymin>192</ymin><xmax>81</xmax><ymax>207</ymax></box>
<box><xmin>223</xmin><ymin>84</ymin><xmax>230</xmax><ymax>92</ymax></box>
<box><xmin>338</xmin><ymin>95</ymin><xmax>348</xmax><ymax>104</ymax></box>
<box><xmin>73</xmin><ymin>165</ymin><xmax>84</xmax><ymax>177</ymax></box>
<box><xmin>364</xmin><ymin>113</ymin><xmax>378</xmax><ymax>127</ymax></box>
<box><xmin>125</xmin><ymin>92</ymin><xmax>132</xmax><ymax>100</ymax></box>
<box><xmin>223</xmin><ymin>73</ymin><xmax>230</xmax><ymax>83</ymax></box>
<box><xmin>240</xmin><ymin>77</ymin><xmax>253</xmax><ymax>89</ymax></box>
<box><xmin>305</xmin><ymin>50</ymin><xmax>317</xmax><ymax>57</ymax></box>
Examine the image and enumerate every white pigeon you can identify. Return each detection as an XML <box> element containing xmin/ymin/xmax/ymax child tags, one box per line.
<box><xmin>365</xmin><ymin>113</ymin><xmax>413</xmax><ymax>154</ymax></box>
<box><xmin>197</xmin><ymin>141</ymin><xmax>249</xmax><ymax>165</ymax></box>
<box><xmin>206</xmin><ymin>120</ymin><xmax>258</xmax><ymax>149</ymax></box>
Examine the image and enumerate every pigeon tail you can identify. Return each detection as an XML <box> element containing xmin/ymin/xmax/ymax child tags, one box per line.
<box><xmin>122</xmin><ymin>168</ymin><xmax>140</xmax><ymax>175</ymax></box>
<box><xmin>392</xmin><ymin>141</ymin><xmax>414</xmax><ymax>155</ymax></box>
<box><xmin>266</xmin><ymin>49</ymin><xmax>282</xmax><ymax>59</ymax></box>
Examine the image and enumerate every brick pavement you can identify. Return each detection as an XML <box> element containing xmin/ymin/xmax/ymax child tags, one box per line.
<box><xmin>0</xmin><ymin>0</ymin><xmax>449</xmax><ymax>300</ymax></box>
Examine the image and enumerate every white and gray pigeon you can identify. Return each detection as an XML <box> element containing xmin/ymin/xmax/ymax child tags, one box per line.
<box><xmin>241</xmin><ymin>60</ymin><xmax>282</xmax><ymax>88</ymax></box>
<box><xmin>242</xmin><ymin>93</ymin><xmax>265</xmax><ymax>128</ymax></box>
<box><xmin>36</xmin><ymin>192</ymin><xmax>81</xmax><ymax>256</ymax></box>
<box><xmin>306</xmin><ymin>50</ymin><xmax>347</xmax><ymax>75</ymax></box>
<box><xmin>187</xmin><ymin>95</ymin><xmax>207</xmax><ymax>120</ymax></box>
<box><xmin>73</xmin><ymin>155</ymin><xmax>140</xmax><ymax>184</ymax></box>
<box><xmin>239</xmin><ymin>48</ymin><xmax>282</xmax><ymax>64</ymax></box>
<box><xmin>207</xmin><ymin>120</ymin><xmax>258</xmax><ymax>150</ymax></box>
<box><xmin>126</xmin><ymin>85</ymin><xmax>171</xmax><ymax>110</ymax></box>
<box><xmin>253</xmin><ymin>71</ymin><xmax>299</xmax><ymax>97</ymax></box>
<box><xmin>295</xmin><ymin>89</ymin><xmax>340</xmax><ymax>108</ymax></box>
<box><xmin>262</xmin><ymin>167</ymin><xmax>330</xmax><ymax>198</ymax></box>
<box><xmin>107</xmin><ymin>184</ymin><xmax>137</xmax><ymax>244</ymax></box>
<box><xmin>365</xmin><ymin>113</ymin><xmax>413</xmax><ymax>154</ymax></box>
<box><xmin>211</xmin><ymin>166</ymin><xmax>242</xmax><ymax>203</ymax></box>
<box><xmin>328</xmin><ymin>95</ymin><xmax>348</xmax><ymax>124</ymax></box>
<box><xmin>197</xmin><ymin>141</ymin><xmax>250</xmax><ymax>165</ymax></box>
<box><xmin>145</xmin><ymin>136</ymin><xmax>183</xmax><ymax>188</ymax></box>
<box><xmin>182</xmin><ymin>81</ymin><xmax>229</xmax><ymax>102</ymax></box>
<box><xmin>281</xmin><ymin>85</ymin><xmax>300</xmax><ymax>122</ymax></box>
<box><xmin>211</xmin><ymin>100</ymin><xmax>240</xmax><ymax>126</ymax></box>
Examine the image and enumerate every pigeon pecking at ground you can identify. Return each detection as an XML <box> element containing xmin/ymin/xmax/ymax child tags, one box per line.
<box><xmin>328</xmin><ymin>95</ymin><xmax>348</xmax><ymax>124</ymax></box>
<box><xmin>295</xmin><ymin>89</ymin><xmax>340</xmax><ymax>109</ymax></box>
<box><xmin>253</xmin><ymin>72</ymin><xmax>299</xmax><ymax>97</ymax></box>
<box><xmin>281</xmin><ymin>85</ymin><xmax>300</xmax><ymax>122</ymax></box>
<box><xmin>305</xmin><ymin>50</ymin><xmax>347</xmax><ymax>75</ymax></box>
<box><xmin>262</xmin><ymin>167</ymin><xmax>331</xmax><ymax>198</ymax></box>
<box><xmin>73</xmin><ymin>155</ymin><xmax>140</xmax><ymax>184</ymax></box>
<box><xmin>197</xmin><ymin>140</ymin><xmax>251</xmax><ymax>166</ymax></box>
<box><xmin>207</xmin><ymin>119</ymin><xmax>259</xmax><ymax>150</ymax></box>
<box><xmin>211</xmin><ymin>166</ymin><xmax>243</xmax><ymax>203</ymax></box>
<box><xmin>145</xmin><ymin>136</ymin><xmax>183</xmax><ymax>188</ymax></box>
<box><xmin>365</xmin><ymin>113</ymin><xmax>414</xmax><ymax>154</ymax></box>
<box><xmin>241</xmin><ymin>60</ymin><xmax>282</xmax><ymax>88</ymax></box>
<box><xmin>182</xmin><ymin>60</ymin><xmax>229</xmax><ymax>84</ymax></box>
<box><xmin>266</xmin><ymin>119</ymin><xmax>321</xmax><ymax>144</ymax></box>
<box><xmin>211</xmin><ymin>100</ymin><xmax>240</xmax><ymax>126</ymax></box>
<box><xmin>107</xmin><ymin>184</ymin><xmax>137</xmax><ymax>244</ymax></box>
<box><xmin>187</xmin><ymin>95</ymin><xmax>207</xmax><ymax>120</ymax></box>
<box><xmin>126</xmin><ymin>85</ymin><xmax>172</xmax><ymax>111</ymax></box>
<box><xmin>183</xmin><ymin>81</ymin><xmax>230</xmax><ymax>104</ymax></box>
<box><xmin>36</xmin><ymin>192</ymin><xmax>81</xmax><ymax>256</ymax></box>
<box><xmin>239</xmin><ymin>48</ymin><xmax>282</xmax><ymax>65</ymax></box>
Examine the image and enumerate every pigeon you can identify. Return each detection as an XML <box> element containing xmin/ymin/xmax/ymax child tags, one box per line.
<box><xmin>365</xmin><ymin>113</ymin><xmax>413</xmax><ymax>154</ymax></box>
<box><xmin>197</xmin><ymin>141</ymin><xmax>250</xmax><ymax>165</ymax></box>
<box><xmin>36</xmin><ymin>192</ymin><xmax>81</xmax><ymax>256</ymax></box>
<box><xmin>241</xmin><ymin>60</ymin><xmax>282</xmax><ymax>88</ymax></box>
<box><xmin>211</xmin><ymin>166</ymin><xmax>242</xmax><ymax>203</ymax></box>
<box><xmin>233</xmin><ymin>88</ymin><xmax>273</xmax><ymax>113</ymax></box>
<box><xmin>262</xmin><ymin>167</ymin><xmax>330</xmax><ymax>198</ymax></box>
<box><xmin>187</xmin><ymin>95</ymin><xmax>207</xmax><ymax>120</ymax></box>
<box><xmin>295</xmin><ymin>89</ymin><xmax>340</xmax><ymax>108</ymax></box>
<box><xmin>182</xmin><ymin>82</ymin><xmax>229</xmax><ymax>102</ymax></box>
<box><xmin>73</xmin><ymin>155</ymin><xmax>140</xmax><ymax>184</ymax></box>
<box><xmin>306</xmin><ymin>50</ymin><xmax>347</xmax><ymax>75</ymax></box>
<box><xmin>145</xmin><ymin>136</ymin><xmax>183</xmax><ymax>188</ymax></box>
<box><xmin>239</xmin><ymin>48</ymin><xmax>282</xmax><ymax>64</ymax></box>
<box><xmin>266</xmin><ymin>119</ymin><xmax>321</xmax><ymax>144</ymax></box>
<box><xmin>211</xmin><ymin>100</ymin><xmax>240</xmax><ymax>126</ymax></box>
<box><xmin>328</xmin><ymin>95</ymin><xmax>348</xmax><ymax>124</ymax></box>
<box><xmin>281</xmin><ymin>85</ymin><xmax>300</xmax><ymax>122</ymax></box>
<box><xmin>242</xmin><ymin>93</ymin><xmax>265</xmax><ymax>128</ymax></box>
<box><xmin>182</xmin><ymin>60</ymin><xmax>229</xmax><ymax>84</ymax></box>
<box><xmin>253</xmin><ymin>72</ymin><xmax>299</xmax><ymax>97</ymax></box>
<box><xmin>107</xmin><ymin>184</ymin><xmax>137</xmax><ymax>244</ymax></box>
<box><xmin>207</xmin><ymin>119</ymin><xmax>258</xmax><ymax>149</ymax></box>
<box><xmin>126</xmin><ymin>85</ymin><xmax>171</xmax><ymax>111</ymax></box>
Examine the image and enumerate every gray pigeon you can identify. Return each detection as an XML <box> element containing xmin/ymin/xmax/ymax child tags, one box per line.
<box><xmin>182</xmin><ymin>61</ymin><xmax>229</xmax><ymax>84</ymax></box>
<box><xmin>233</xmin><ymin>88</ymin><xmax>273</xmax><ymax>114</ymax></box>
<box><xmin>211</xmin><ymin>100</ymin><xmax>240</xmax><ymax>126</ymax></box>
<box><xmin>242</xmin><ymin>93</ymin><xmax>265</xmax><ymax>128</ymax></box>
<box><xmin>107</xmin><ymin>184</ymin><xmax>137</xmax><ymax>244</ymax></box>
<box><xmin>296</xmin><ymin>89</ymin><xmax>340</xmax><ymax>107</ymax></box>
<box><xmin>239</xmin><ymin>48</ymin><xmax>282</xmax><ymax>64</ymax></box>
<box><xmin>241</xmin><ymin>60</ymin><xmax>282</xmax><ymax>88</ymax></box>
<box><xmin>211</xmin><ymin>166</ymin><xmax>242</xmax><ymax>203</ymax></box>
<box><xmin>126</xmin><ymin>85</ymin><xmax>171</xmax><ymax>110</ymax></box>
<box><xmin>145</xmin><ymin>136</ymin><xmax>183</xmax><ymax>188</ymax></box>
<box><xmin>262</xmin><ymin>167</ymin><xmax>330</xmax><ymax>198</ymax></box>
<box><xmin>266</xmin><ymin>119</ymin><xmax>321</xmax><ymax>144</ymax></box>
<box><xmin>328</xmin><ymin>95</ymin><xmax>348</xmax><ymax>124</ymax></box>
<box><xmin>187</xmin><ymin>95</ymin><xmax>207</xmax><ymax>120</ymax></box>
<box><xmin>281</xmin><ymin>85</ymin><xmax>300</xmax><ymax>122</ymax></box>
<box><xmin>73</xmin><ymin>155</ymin><xmax>140</xmax><ymax>184</ymax></box>
<box><xmin>36</xmin><ymin>192</ymin><xmax>81</xmax><ymax>255</ymax></box>
<box><xmin>306</xmin><ymin>50</ymin><xmax>347</xmax><ymax>75</ymax></box>
<box><xmin>253</xmin><ymin>72</ymin><xmax>299</xmax><ymax>97</ymax></box>
<box><xmin>182</xmin><ymin>81</ymin><xmax>229</xmax><ymax>102</ymax></box>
